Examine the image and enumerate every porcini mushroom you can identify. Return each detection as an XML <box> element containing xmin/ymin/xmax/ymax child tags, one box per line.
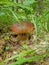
<box><xmin>10</xmin><ymin>21</ymin><xmax>34</xmax><ymax>41</ymax></box>
<box><xmin>10</xmin><ymin>21</ymin><xmax>34</xmax><ymax>34</ymax></box>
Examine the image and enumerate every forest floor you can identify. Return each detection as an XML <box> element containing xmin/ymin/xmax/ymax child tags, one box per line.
<box><xmin>0</xmin><ymin>32</ymin><xmax>49</xmax><ymax>65</ymax></box>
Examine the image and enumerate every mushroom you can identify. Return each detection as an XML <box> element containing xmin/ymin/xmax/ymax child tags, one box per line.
<box><xmin>10</xmin><ymin>21</ymin><xmax>34</xmax><ymax>34</ymax></box>
<box><xmin>10</xmin><ymin>21</ymin><xmax>34</xmax><ymax>41</ymax></box>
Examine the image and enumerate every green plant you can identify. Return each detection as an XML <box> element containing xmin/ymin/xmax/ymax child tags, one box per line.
<box><xmin>0</xmin><ymin>0</ymin><xmax>36</xmax><ymax>32</ymax></box>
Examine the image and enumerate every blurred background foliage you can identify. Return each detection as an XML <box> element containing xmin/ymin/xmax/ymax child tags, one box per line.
<box><xmin>0</xmin><ymin>0</ymin><xmax>49</xmax><ymax>32</ymax></box>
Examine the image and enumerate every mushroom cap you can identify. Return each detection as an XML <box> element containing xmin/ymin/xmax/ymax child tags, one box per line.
<box><xmin>10</xmin><ymin>21</ymin><xmax>34</xmax><ymax>34</ymax></box>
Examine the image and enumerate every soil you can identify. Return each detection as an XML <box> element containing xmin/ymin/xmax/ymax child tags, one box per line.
<box><xmin>0</xmin><ymin>32</ymin><xmax>49</xmax><ymax>65</ymax></box>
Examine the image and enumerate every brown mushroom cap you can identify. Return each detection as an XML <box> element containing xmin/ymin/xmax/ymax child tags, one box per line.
<box><xmin>10</xmin><ymin>21</ymin><xmax>34</xmax><ymax>34</ymax></box>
